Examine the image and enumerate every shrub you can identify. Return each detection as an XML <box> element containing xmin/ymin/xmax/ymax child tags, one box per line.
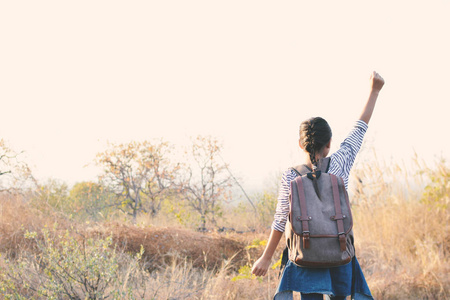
<box><xmin>0</xmin><ymin>227</ymin><xmax>147</xmax><ymax>299</ymax></box>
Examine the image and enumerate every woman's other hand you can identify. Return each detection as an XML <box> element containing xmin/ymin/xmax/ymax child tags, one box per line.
<box><xmin>251</xmin><ymin>256</ymin><xmax>272</xmax><ymax>277</ymax></box>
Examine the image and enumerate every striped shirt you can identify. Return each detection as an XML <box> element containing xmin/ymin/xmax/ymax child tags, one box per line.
<box><xmin>271</xmin><ymin>120</ymin><xmax>368</xmax><ymax>233</ymax></box>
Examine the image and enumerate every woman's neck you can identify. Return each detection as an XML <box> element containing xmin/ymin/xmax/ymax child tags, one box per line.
<box><xmin>304</xmin><ymin>153</ymin><xmax>326</xmax><ymax>169</ymax></box>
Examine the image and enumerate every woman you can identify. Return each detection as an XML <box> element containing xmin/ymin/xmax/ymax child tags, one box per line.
<box><xmin>251</xmin><ymin>71</ymin><xmax>385</xmax><ymax>300</ymax></box>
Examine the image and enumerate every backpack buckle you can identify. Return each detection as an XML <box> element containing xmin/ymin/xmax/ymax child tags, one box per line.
<box><xmin>338</xmin><ymin>232</ymin><xmax>346</xmax><ymax>251</ymax></box>
<box><xmin>306</xmin><ymin>171</ymin><xmax>322</xmax><ymax>180</ymax></box>
<box><xmin>330</xmin><ymin>214</ymin><xmax>346</xmax><ymax>221</ymax></box>
<box><xmin>302</xmin><ymin>231</ymin><xmax>310</xmax><ymax>249</ymax></box>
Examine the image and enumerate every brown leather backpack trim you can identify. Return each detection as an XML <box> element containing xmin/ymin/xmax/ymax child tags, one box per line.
<box><xmin>295</xmin><ymin>177</ymin><xmax>311</xmax><ymax>249</ymax></box>
<box><xmin>294</xmin><ymin>256</ymin><xmax>352</xmax><ymax>267</ymax></box>
<box><xmin>331</xmin><ymin>174</ymin><xmax>347</xmax><ymax>251</ymax></box>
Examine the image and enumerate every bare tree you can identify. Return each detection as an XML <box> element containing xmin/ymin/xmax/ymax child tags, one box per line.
<box><xmin>181</xmin><ymin>136</ymin><xmax>234</xmax><ymax>231</ymax></box>
<box><xmin>95</xmin><ymin>140</ymin><xmax>179</xmax><ymax>222</ymax></box>
<box><xmin>0</xmin><ymin>139</ymin><xmax>35</xmax><ymax>192</ymax></box>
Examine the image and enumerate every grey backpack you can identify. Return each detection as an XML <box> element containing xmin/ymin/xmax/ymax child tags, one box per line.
<box><xmin>285</xmin><ymin>157</ymin><xmax>355</xmax><ymax>268</ymax></box>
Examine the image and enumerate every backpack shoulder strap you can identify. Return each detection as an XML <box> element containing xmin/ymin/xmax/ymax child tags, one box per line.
<box><xmin>292</xmin><ymin>157</ymin><xmax>331</xmax><ymax>176</ymax></box>
<box><xmin>321</xmin><ymin>157</ymin><xmax>331</xmax><ymax>173</ymax></box>
<box><xmin>291</xmin><ymin>165</ymin><xmax>310</xmax><ymax>176</ymax></box>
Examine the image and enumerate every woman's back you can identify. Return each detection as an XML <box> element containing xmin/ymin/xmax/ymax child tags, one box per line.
<box><xmin>251</xmin><ymin>71</ymin><xmax>385</xmax><ymax>300</ymax></box>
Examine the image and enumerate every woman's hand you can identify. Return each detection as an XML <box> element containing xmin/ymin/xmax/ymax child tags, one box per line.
<box><xmin>370</xmin><ymin>71</ymin><xmax>385</xmax><ymax>93</ymax></box>
<box><xmin>251</xmin><ymin>229</ymin><xmax>283</xmax><ymax>276</ymax></box>
<box><xmin>251</xmin><ymin>256</ymin><xmax>272</xmax><ymax>277</ymax></box>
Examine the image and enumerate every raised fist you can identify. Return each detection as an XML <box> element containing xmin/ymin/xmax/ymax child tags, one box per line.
<box><xmin>370</xmin><ymin>71</ymin><xmax>385</xmax><ymax>92</ymax></box>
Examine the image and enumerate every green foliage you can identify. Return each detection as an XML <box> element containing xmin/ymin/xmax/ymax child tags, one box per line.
<box><xmin>33</xmin><ymin>179</ymin><xmax>70</xmax><ymax>212</ymax></box>
<box><xmin>69</xmin><ymin>181</ymin><xmax>116</xmax><ymax>221</ymax></box>
<box><xmin>167</xmin><ymin>203</ymin><xmax>192</xmax><ymax>227</ymax></box>
<box><xmin>0</xmin><ymin>227</ymin><xmax>147</xmax><ymax>299</ymax></box>
<box><xmin>421</xmin><ymin>159</ymin><xmax>449</xmax><ymax>211</ymax></box>
<box><xmin>228</xmin><ymin>188</ymin><xmax>277</xmax><ymax>231</ymax></box>
<box><xmin>255</xmin><ymin>190</ymin><xmax>278</xmax><ymax>228</ymax></box>
<box><xmin>31</xmin><ymin>180</ymin><xmax>116</xmax><ymax>221</ymax></box>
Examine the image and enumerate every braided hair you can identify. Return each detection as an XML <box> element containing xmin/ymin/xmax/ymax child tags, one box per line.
<box><xmin>299</xmin><ymin>117</ymin><xmax>332</xmax><ymax>169</ymax></box>
<box><xmin>299</xmin><ymin>117</ymin><xmax>332</xmax><ymax>198</ymax></box>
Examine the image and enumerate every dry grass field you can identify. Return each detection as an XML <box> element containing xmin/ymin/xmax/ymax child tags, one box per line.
<box><xmin>0</xmin><ymin>159</ymin><xmax>448</xmax><ymax>299</ymax></box>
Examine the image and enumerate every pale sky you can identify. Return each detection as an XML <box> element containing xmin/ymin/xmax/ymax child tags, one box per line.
<box><xmin>1</xmin><ymin>1</ymin><xmax>449</xmax><ymax>190</ymax></box>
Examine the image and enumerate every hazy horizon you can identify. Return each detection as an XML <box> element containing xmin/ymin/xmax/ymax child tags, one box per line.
<box><xmin>1</xmin><ymin>1</ymin><xmax>449</xmax><ymax>191</ymax></box>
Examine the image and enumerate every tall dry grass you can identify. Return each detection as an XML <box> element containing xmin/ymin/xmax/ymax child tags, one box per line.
<box><xmin>0</xmin><ymin>157</ymin><xmax>448</xmax><ymax>299</ymax></box>
<box><xmin>351</xmin><ymin>158</ymin><xmax>449</xmax><ymax>299</ymax></box>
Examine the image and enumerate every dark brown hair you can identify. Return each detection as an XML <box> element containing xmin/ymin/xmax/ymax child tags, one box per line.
<box><xmin>299</xmin><ymin>117</ymin><xmax>332</xmax><ymax>170</ymax></box>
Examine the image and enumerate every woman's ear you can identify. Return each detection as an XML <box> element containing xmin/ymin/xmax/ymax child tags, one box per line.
<box><xmin>299</xmin><ymin>140</ymin><xmax>304</xmax><ymax>150</ymax></box>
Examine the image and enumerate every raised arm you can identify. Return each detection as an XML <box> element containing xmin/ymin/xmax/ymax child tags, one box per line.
<box><xmin>359</xmin><ymin>71</ymin><xmax>385</xmax><ymax>124</ymax></box>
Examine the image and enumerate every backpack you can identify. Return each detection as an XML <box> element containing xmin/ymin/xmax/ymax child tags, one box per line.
<box><xmin>285</xmin><ymin>157</ymin><xmax>355</xmax><ymax>268</ymax></box>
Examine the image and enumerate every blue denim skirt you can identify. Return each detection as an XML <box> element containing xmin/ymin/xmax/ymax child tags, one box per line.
<box><xmin>275</xmin><ymin>257</ymin><xmax>373</xmax><ymax>299</ymax></box>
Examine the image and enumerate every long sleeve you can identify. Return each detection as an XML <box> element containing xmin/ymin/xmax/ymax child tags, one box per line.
<box><xmin>271</xmin><ymin>169</ymin><xmax>296</xmax><ymax>232</ymax></box>
<box><xmin>328</xmin><ymin>120</ymin><xmax>368</xmax><ymax>189</ymax></box>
